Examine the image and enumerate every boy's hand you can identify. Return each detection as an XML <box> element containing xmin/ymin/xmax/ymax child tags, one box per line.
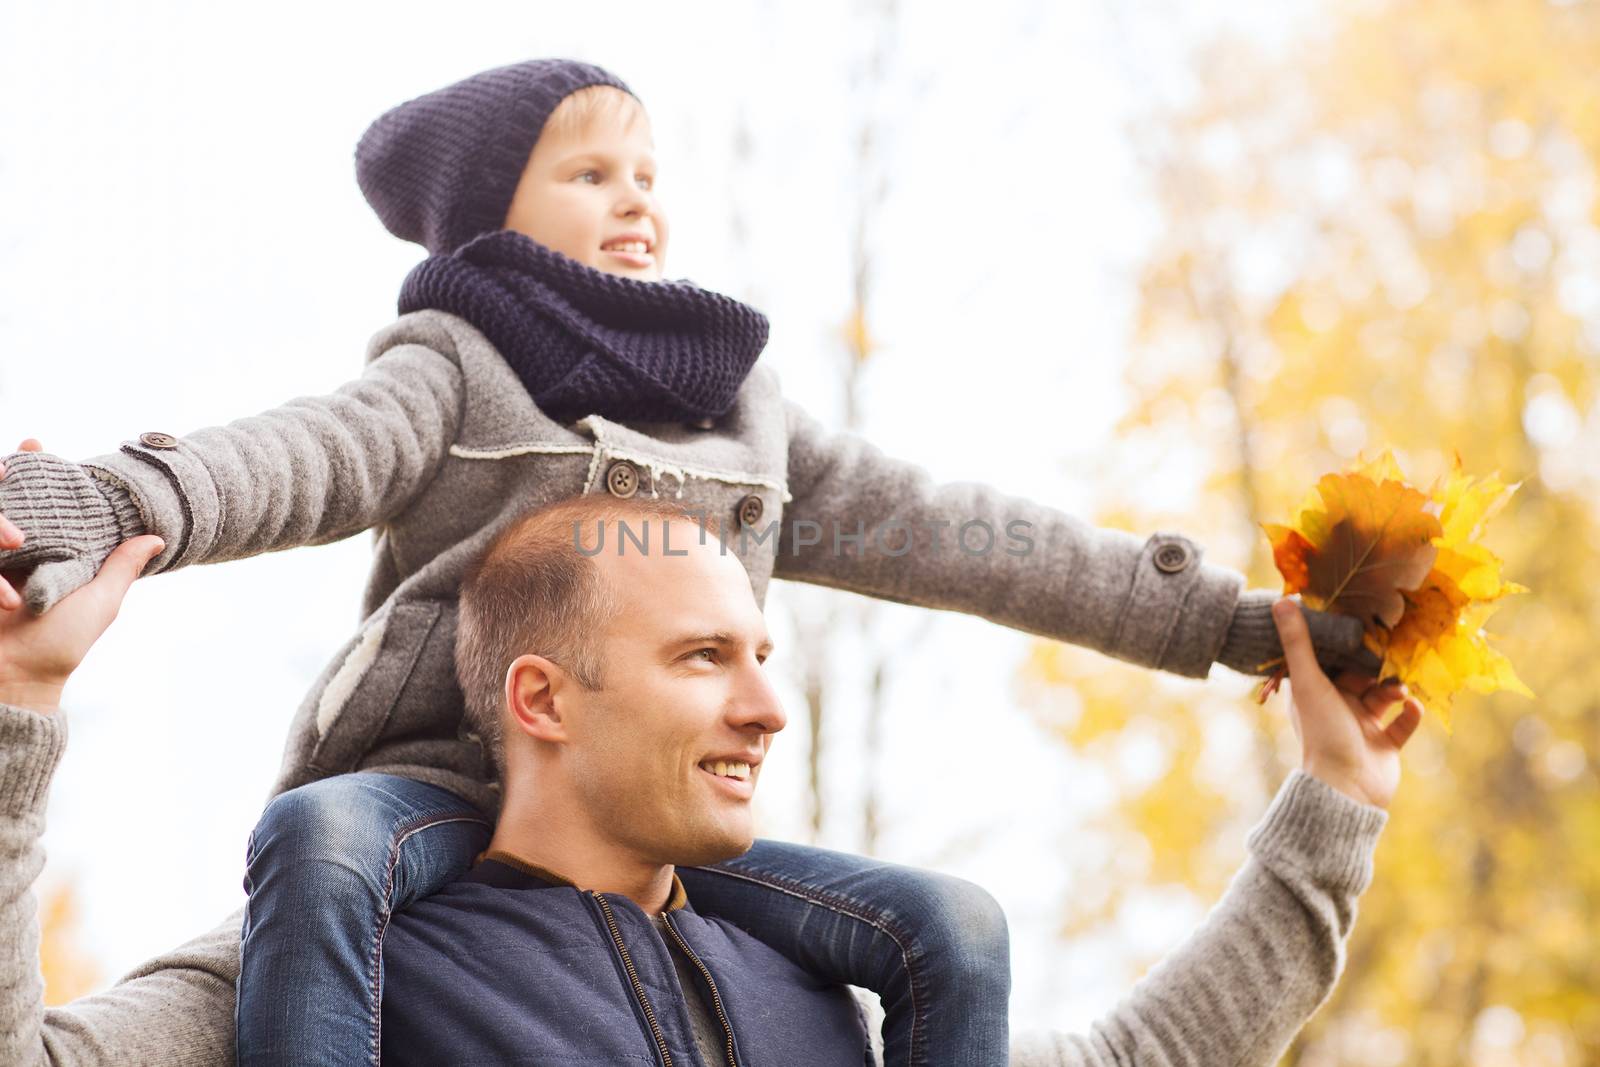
<box><xmin>0</xmin><ymin>533</ymin><xmax>164</xmax><ymax>714</ymax></box>
<box><xmin>1272</xmin><ymin>597</ymin><xmax>1423</xmax><ymax>810</ymax></box>
<box><xmin>0</xmin><ymin>438</ymin><xmax>148</xmax><ymax>615</ymax></box>
<box><xmin>1220</xmin><ymin>590</ymin><xmax>1383</xmax><ymax>677</ymax></box>
<box><xmin>0</xmin><ymin>438</ymin><xmax>45</xmax><ymax>611</ymax></box>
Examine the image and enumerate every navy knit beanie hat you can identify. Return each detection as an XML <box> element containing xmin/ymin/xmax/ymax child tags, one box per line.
<box><xmin>356</xmin><ymin>59</ymin><xmax>634</xmax><ymax>256</ymax></box>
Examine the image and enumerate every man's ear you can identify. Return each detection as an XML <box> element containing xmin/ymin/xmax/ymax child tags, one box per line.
<box><xmin>505</xmin><ymin>653</ymin><xmax>570</xmax><ymax>743</ymax></box>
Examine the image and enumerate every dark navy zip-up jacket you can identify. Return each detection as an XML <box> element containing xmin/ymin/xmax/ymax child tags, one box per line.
<box><xmin>380</xmin><ymin>858</ymin><xmax>873</xmax><ymax>1066</ymax></box>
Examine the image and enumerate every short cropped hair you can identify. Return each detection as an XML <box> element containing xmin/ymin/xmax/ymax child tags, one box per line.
<box><xmin>455</xmin><ymin>495</ymin><xmax>722</xmax><ymax>781</ymax></box>
<box><xmin>542</xmin><ymin>83</ymin><xmax>650</xmax><ymax>144</ymax></box>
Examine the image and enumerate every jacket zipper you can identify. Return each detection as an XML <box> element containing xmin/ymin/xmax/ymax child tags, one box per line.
<box><xmin>593</xmin><ymin>893</ymin><xmax>675</xmax><ymax>1067</ymax></box>
<box><xmin>661</xmin><ymin>912</ymin><xmax>740</xmax><ymax>1067</ymax></box>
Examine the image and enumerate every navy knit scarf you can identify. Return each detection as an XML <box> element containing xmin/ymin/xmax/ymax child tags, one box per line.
<box><xmin>398</xmin><ymin>230</ymin><xmax>770</xmax><ymax>423</ymax></box>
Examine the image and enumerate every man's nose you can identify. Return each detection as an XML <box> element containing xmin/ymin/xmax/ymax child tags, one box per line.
<box><xmin>734</xmin><ymin>662</ymin><xmax>787</xmax><ymax>735</ymax></box>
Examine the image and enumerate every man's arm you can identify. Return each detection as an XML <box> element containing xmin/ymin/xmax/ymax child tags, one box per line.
<box><xmin>776</xmin><ymin>400</ymin><xmax>1367</xmax><ymax>679</ymax></box>
<box><xmin>1007</xmin><ymin>601</ymin><xmax>1423</xmax><ymax>1067</ymax></box>
<box><xmin>0</xmin><ymin>707</ymin><xmax>239</xmax><ymax>1067</ymax></box>
<box><xmin>1008</xmin><ymin>771</ymin><xmax>1382</xmax><ymax>1067</ymax></box>
<box><xmin>0</xmin><ymin>332</ymin><xmax>465</xmax><ymax>613</ymax></box>
<box><xmin>0</xmin><ymin>537</ymin><xmax>239</xmax><ymax>1066</ymax></box>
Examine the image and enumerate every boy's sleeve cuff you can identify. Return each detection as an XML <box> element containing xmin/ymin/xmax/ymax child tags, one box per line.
<box><xmin>1246</xmin><ymin>769</ymin><xmax>1389</xmax><ymax>898</ymax></box>
<box><xmin>0</xmin><ymin>704</ymin><xmax>67</xmax><ymax>816</ymax></box>
<box><xmin>1158</xmin><ymin>557</ymin><xmax>1247</xmax><ymax>678</ymax></box>
<box><xmin>84</xmin><ymin>447</ymin><xmax>191</xmax><ymax>573</ymax></box>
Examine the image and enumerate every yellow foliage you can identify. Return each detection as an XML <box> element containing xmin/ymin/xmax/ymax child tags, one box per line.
<box><xmin>1021</xmin><ymin>0</ymin><xmax>1600</xmax><ymax>1061</ymax></box>
<box><xmin>837</xmin><ymin>306</ymin><xmax>877</xmax><ymax>364</ymax></box>
<box><xmin>37</xmin><ymin>880</ymin><xmax>100</xmax><ymax>1006</ymax></box>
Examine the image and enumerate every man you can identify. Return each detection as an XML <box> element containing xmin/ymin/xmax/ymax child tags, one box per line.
<box><xmin>378</xmin><ymin>495</ymin><xmax>874</xmax><ymax>1065</ymax></box>
<box><xmin>0</xmin><ymin>494</ymin><xmax>1420</xmax><ymax>1065</ymax></box>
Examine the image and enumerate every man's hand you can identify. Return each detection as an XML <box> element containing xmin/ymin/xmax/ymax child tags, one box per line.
<box><xmin>0</xmin><ymin>531</ymin><xmax>164</xmax><ymax>714</ymax></box>
<box><xmin>0</xmin><ymin>437</ymin><xmax>44</xmax><ymax>611</ymax></box>
<box><xmin>1273</xmin><ymin>597</ymin><xmax>1423</xmax><ymax>810</ymax></box>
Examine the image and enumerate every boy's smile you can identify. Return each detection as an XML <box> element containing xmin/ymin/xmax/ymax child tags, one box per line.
<box><xmin>502</xmin><ymin>86</ymin><xmax>669</xmax><ymax>282</ymax></box>
<box><xmin>600</xmin><ymin>232</ymin><xmax>656</xmax><ymax>271</ymax></box>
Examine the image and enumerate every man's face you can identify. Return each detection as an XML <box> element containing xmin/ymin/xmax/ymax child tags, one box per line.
<box><xmin>502</xmin><ymin>92</ymin><xmax>669</xmax><ymax>282</ymax></box>
<box><xmin>562</xmin><ymin>521</ymin><xmax>784</xmax><ymax>868</ymax></box>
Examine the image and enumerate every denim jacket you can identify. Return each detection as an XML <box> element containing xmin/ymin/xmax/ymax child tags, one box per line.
<box><xmin>381</xmin><ymin>858</ymin><xmax>872</xmax><ymax>1066</ymax></box>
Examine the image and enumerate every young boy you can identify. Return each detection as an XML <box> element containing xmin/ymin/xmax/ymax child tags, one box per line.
<box><xmin>0</xmin><ymin>59</ymin><xmax>1372</xmax><ymax>1065</ymax></box>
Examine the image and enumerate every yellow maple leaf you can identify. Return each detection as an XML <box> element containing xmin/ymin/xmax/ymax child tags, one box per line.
<box><xmin>1265</xmin><ymin>452</ymin><xmax>1531</xmax><ymax>730</ymax></box>
<box><xmin>1375</xmin><ymin>459</ymin><xmax>1532</xmax><ymax>730</ymax></box>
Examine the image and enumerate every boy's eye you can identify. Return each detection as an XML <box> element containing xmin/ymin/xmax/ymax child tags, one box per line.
<box><xmin>637</xmin><ymin>174</ymin><xmax>654</xmax><ymax>190</ymax></box>
<box><xmin>578</xmin><ymin>170</ymin><xmax>601</xmax><ymax>183</ymax></box>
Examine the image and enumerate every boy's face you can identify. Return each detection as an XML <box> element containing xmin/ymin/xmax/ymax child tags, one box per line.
<box><xmin>502</xmin><ymin>100</ymin><xmax>669</xmax><ymax>282</ymax></box>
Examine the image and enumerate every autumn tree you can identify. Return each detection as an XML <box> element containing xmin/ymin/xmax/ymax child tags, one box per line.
<box><xmin>1025</xmin><ymin>1</ymin><xmax>1600</xmax><ymax>1063</ymax></box>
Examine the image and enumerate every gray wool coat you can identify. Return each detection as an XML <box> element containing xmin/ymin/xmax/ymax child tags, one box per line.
<box><xmin>83</xmin><ymin>308</ymin><xmax>1246</xmax><ymax>816</ymax></box>
<box><xmin>0</xmin><ymin>310</ymin><xmax>1394</xmax><ymax>1067</ymax></box>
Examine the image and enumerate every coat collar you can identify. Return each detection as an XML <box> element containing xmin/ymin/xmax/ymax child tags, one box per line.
<box><xmin>471</xmin><ymin>848</ymin><xmax>690</xmax><ymax>913</ymax></box>
<box><xmin>397</xmin><ymin>310</ymin><xmax>791</xmax><ymax>493</ymax></box>
<box><xmin>365</xmin><ymin>310</ymin><xmax>791</xmax><ymax>494</ymax></box>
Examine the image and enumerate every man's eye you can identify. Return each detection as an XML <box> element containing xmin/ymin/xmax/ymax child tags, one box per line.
<box><xmin>689</xmin><ymin>648</ymin><xmax>718</xmax><ymax>662</ymax></box>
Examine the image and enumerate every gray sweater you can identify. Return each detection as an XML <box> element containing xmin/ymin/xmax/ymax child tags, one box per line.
<box><xmin>2</xmin><ymin>705</ymin><xmax>1386</xmax><ymax>1065</ymax></box>
<box><xmin>0</xmin><ymin>309</ymin><xmax>1351</xmax><ymax>1063</ymax></box>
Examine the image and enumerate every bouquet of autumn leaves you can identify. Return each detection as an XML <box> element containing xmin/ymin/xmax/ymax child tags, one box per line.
<box><xmin>1261</xmin><ymin>453</ymin><xmax>1531</xmax><ymax>731</ymax></box>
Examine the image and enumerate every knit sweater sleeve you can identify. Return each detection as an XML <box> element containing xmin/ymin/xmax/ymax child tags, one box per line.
<box><xmin>775</xmin><ymin>399</ymin><xmax>1244</xmax><ymax>678</ymax></box>
<box><xmin>77</xmin><ymin>342</ymin><xmax>464</xmax><ymax>577</ymax></box>
<box><xmin>1006</xmin><ymin>771</ymin><xmax>1387</xmax><ymax>1067</ymax></box>
<box><xmin>0</xmin><ymin>705</ymin><xmax>239</xmax><ymax>1066</ymax></box>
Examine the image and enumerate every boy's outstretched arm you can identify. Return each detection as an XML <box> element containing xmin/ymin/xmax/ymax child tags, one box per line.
<box><xmin>0</xmin><ymin>329</ymin><xmax>466</xmax><ymax>614</ymax></box>
<box><xmin>777</xmin><ymin>401</ymin><xmax>1369</xmax><ymax>677</ymax></box>
<box><xmin>0</xmin><ymin>538</ymin><xmax>241</xmax><ymax>1066</ymax></box>
<box><xmin>1005</xmin><ymin>601</ymin><xmax>1422</xmax><ymax>1067</ymax></box>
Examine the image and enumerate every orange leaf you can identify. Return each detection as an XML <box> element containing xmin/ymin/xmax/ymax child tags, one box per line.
<box><xmin>1264</xmin><ymin>453</ymin><xmax>1531</xmax><ymax>730</ymax></box>
<box><xmin>1264</xmin><ymin>524</ymin><xmax>1314</xmax><ymax>595</ymax></box>
<box><xmin>1264</xmin><ymin>470</ymin><xmax>1440</xmax><ymax>629</ymax></box>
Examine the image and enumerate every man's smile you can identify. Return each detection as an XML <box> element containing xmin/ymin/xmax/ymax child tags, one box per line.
<box><xmin>697</xmin><ymin>758</ymin><xmax>756</xmax><ymax>797</ymax></box>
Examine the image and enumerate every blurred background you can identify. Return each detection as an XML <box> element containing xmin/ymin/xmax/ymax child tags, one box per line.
<box><xmin>2</xmin><ymin>0</ymin><xmax>1596</xmax><ymax>1063</ymax></box>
